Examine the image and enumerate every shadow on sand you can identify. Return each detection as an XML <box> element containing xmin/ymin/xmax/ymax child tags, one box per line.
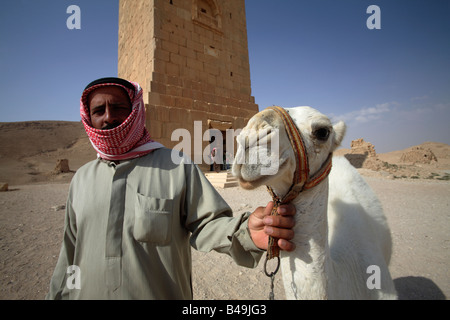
<box><xmin>394</xmin><ymin>276</ymin><xmax>446</xmax><ymax>300</ymax></box>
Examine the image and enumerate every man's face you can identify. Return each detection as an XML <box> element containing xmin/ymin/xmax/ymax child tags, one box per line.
<box><xmin>88</xmin><ymin>86</ymin><xmax>132</xmax><ymax>130</ymax></box>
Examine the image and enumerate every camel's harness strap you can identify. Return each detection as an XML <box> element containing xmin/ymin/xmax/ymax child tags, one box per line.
<box><xmin>263</xmin><ymin>106</ymin><xmax>333</xmax><ymax>300</ymax></box>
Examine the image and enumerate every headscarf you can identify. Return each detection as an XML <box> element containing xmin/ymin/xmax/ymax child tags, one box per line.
<box><xmin>80</xmin><ymin>77</ymin><xmax>163</xmax><ymax>161</ymax></box>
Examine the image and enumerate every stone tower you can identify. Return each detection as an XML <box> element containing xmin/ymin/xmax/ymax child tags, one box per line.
<box><xmin>118</xmin><ymin>0</ymin><xmax>258</xmax><ymax>169</ymax></box>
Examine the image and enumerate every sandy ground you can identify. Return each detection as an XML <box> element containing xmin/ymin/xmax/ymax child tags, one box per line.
<box><xmin>0</xmin><ymin>175</ymin><xmax>448</xmax><ymax>300</ymax></box>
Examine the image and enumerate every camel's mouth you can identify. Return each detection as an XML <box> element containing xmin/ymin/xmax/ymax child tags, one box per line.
<box><xmin>235</xmin><ymin>159</ymin><xmax>288</xmax><ymax>190</ymax></box>
<box><xmin>237</xmin><ymin>174</ymin><xmax>271</xmax><ymax>190</ymax></box>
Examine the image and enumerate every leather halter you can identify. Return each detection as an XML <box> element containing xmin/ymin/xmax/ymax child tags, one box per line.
<box><xmin>265</xmin><ymin>106</ymin><xmax>333</xmax><ymax>259</ymax></box>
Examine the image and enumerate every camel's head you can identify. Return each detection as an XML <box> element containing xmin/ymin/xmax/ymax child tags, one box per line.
<box><xmin>232</xmin><ymin>106</ymin><xmax>346</xmax><ymax>195</ymax></box>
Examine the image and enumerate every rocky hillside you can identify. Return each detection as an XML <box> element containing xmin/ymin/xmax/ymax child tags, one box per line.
<box><xmin>0</xmin><ymin>121</ymin><xmax>449</xmax><ymax>185</ymax></box>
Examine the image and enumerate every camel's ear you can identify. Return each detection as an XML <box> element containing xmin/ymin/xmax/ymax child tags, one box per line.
<box><xmin>332</xmin><ymin>121</ymin><xmax>346</xmax><ymax>150</ymax></box>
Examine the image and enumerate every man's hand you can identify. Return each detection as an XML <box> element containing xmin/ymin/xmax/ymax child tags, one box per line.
<box><xmin>248</xmin><ymin>202</ymin><xmax>296</xmax><ymax>252</ymax></box>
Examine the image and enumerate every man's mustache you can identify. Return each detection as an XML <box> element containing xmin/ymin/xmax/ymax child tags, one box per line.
<box><xmin>101</xmin><ymin>123</ymin><xmax>120</xmax><ymax>130</ymax></box>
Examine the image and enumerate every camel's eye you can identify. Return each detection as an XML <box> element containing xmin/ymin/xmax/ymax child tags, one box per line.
<box><xmin>313</xmin><ymin>127</ymin><xmax>330</xmax><ymax>141</ymax></box>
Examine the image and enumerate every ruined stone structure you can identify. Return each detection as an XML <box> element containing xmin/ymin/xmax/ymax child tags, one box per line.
<box><xmin>350</xmin><ymin>138</ymin><xmax>377</xmax><ymax>157</ymax></box>
<box><xmin>53</xmin><ymin>159</ymin><xmax>70</xmax><ymax>174</ymax></box>
<box><xmin>345</xmin><ymin>138</ymin><xmax>380</xmax><ymax>169</ymax></box>
<box><xmin>400</xmin><ymin>146</ymin><xmax>438</xmax><ymax>164</ymax></box>
<box><xmin>118</xmin><ymin>0</ymin><xmax>259</xmax><ymax>170</ymax></box>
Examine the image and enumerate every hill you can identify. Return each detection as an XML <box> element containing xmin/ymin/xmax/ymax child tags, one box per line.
<box><xmin>0</xmin><ymin>121</ymin><xmax>449</xmax><ymax>185</ymax></box>
<box><xmin>0</xmin><ymin>121</ymin><xmax>96</xmax><ymax>185</ymax></box>
<box><xmin>336</xmin><ymin>140</ymin><xmax>450</xmax><ymax>180</ymax></box>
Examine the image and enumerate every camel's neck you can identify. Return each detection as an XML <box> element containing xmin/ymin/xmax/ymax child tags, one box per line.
<box><xmin>280</xmin><ymin>179</ymin><xmax>333</xmax><ymax>300</ymax></box>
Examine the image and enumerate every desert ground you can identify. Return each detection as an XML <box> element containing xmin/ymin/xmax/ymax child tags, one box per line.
<box><xmin>0</xmin><ymin>121</ymin><xmax>449</xmax><ymax>300</ymax></box>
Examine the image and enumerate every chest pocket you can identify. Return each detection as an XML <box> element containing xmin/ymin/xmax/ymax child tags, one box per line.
<box><xmin>134</xmin><ymin>194</ymin><xmax>173</xmax><ymax>245</ymax></box>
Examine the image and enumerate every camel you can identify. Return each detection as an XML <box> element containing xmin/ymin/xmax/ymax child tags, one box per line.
<box><xmin>232</xmin><ymin>106</ymin><xmax>397</xmax><ymax>299</ymax></box>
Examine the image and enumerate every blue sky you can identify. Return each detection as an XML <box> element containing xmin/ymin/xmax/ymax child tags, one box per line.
<box><xmin>1</xmin><ymin>1</ymin><xmax>449</xmax><ymax>152</ymax></box>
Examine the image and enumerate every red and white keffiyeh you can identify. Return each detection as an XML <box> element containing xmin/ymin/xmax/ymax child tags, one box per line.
<box><xmin>80</xmin><ymin>78</ymin><xmax>163</xmax><ymax>161</ymax></box>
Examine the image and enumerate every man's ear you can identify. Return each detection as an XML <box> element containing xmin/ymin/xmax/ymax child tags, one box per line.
<box><xmin>332</xmin><ymin>121</ymin><xmax>346</xmax><ymax>151</ymax></box>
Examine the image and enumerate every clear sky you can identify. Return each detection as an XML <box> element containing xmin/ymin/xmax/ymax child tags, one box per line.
<box><xmin>1</xmin><ymin>0</ymin><xmax>449</xmax><ymax>153</ymax></box>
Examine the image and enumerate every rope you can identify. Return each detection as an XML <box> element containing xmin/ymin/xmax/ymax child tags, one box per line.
<box><xmin>262</xmin><ymin>106</ymin><xmax>334</xmax><ymax>299</ymax></box>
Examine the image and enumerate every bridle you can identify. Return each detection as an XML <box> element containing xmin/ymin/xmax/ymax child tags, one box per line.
<box><xmin>263</xmin><ymin>106</ymin><xmax>333</xmax><ymax>298</ymax></box>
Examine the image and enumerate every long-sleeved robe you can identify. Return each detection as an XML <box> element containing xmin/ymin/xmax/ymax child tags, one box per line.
<box><xmin>46</xmin><ymin>148</ymin><xmax>262</xmax><ymax>299</ymax></box>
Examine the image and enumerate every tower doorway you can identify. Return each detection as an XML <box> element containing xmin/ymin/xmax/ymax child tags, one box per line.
<box><xmin>208</xmin><ymin>120</ymin><xmax>232</xmax><ymax>172</ymax></box>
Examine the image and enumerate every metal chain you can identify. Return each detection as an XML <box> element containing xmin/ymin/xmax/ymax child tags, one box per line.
<box><xmin>264</xmin><ymin>255</ymin><xmax>280</xmax><ymax>300</ymax></box>
<box><xmin>269</xmin><ymin>273</ymin><xmax>275</xmax><ymax>300</ymax></box>
<box><xmin>264</xmin><ymin>192</ymin><xmax>281</xmax><ymax>300</ymax></box>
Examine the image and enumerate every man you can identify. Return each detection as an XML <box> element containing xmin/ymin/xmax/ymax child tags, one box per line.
<box><xmin>211</xmin><ymin>147</ymin><xmax>221</xmax><ymax>172</ymax></box>
<box><xmin>46</xmin><ymin>77</ymin><xmax>295</xmax><ymax>299</ymax></box>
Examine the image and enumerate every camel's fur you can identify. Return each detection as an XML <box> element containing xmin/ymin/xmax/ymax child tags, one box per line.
<box><xmin>233</xmin><ymin>106</ymin><xmax>397</xmax><ymax>299</ymax></box>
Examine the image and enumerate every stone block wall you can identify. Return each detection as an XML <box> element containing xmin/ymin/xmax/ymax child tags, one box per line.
<box><xmin>118</xmin><ymin>0</ymin><xmax>259</xmax><ymax>168</ymax></box>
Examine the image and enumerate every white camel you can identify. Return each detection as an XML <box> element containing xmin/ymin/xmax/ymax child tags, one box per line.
<box><xmin>232</xmin><ymin>106</ymin><xmax>397</xmax><ymax>299</ymax></box>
